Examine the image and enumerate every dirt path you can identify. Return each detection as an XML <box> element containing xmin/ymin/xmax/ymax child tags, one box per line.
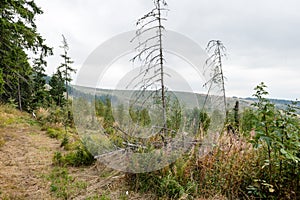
<box><xmin>0</xmin><ymin>113</ymin><xmax>154</xmax><ymax>200</ymax></box>
<box><xmin>0</xmin><ymin>123</ymin><xmax>61</xmax><ymax>199</ymax></box>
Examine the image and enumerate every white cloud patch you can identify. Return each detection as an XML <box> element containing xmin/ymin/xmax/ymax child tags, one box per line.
<box><xmin>35</xmin><ymin>0</ymin><xmax>300</xmax><ymax>99</ymax></box>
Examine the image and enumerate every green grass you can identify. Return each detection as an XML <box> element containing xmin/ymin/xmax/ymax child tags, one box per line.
<box><xmin>47</xmin><ymin>167</ymin><xmax>88</xmax><ymax>199</ymax></box>
<box><xmin>85</xmin><ymin>194</ymin><xmax>111</xmax><ymax>200</ymax></box>
<box><xmin>52</xmin><ymin>145</ymin><xmax>95</xmax><ymax>167</ymax></box>
<box><xmin>46</xmin><ymin>127</ymin><xmax>65</xmax><ymax>139</ymax></box>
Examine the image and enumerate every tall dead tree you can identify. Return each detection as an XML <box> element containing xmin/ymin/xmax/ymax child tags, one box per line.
<box><xmin>58</xmin><ymin>34</ymin><xmax>76</xmax><ymax>123</ymax></box>
<box><xmin>203</xmin><ymin>40</ymin><xmax>227</xmax><ymax>114</ymax></box>
<box><xmin>130</xmin><ymin>0</ymin><xmax>169</xmax><ymax>143</ymax></box>
<box><xmin>58</xmin><ymin>34</ymin><xmax>75</xmax><ymax>102</ymax></box>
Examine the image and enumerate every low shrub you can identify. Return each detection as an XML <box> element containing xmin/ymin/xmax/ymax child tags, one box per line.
<box><xmin>53</xmin><ymin>145</ymin><xmax>95</xmax><ymax>167</ymax></box>
<box><xmin>46</xmin><ymin>127</ymin><xmax>64</xmax><ymax>139</ymax></box>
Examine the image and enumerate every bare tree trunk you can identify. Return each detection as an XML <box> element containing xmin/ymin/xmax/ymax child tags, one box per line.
<box><xmin>65</xmin><ymin>68</ymin><xmax>68</xmax><ymax>101</ymax></box>
<box><xmin>216</xmin><ymin>44</ymin><xmax>227</xmax><ymax>113</ymax></box>
<box><xmin>157</xmin><ymin>1</ymin><xmax>167</xmax><ymax>138</ymax></box>
<box><xmin>130</xmin><ymin>0</ymin><xmax>168</xmax><ymax>144</ymax></box>
<box><xmin>18</xmin><ymin>77</ymin><xmax>22</xmax><ymax>111</ymax></box>
<box><xmin>204</xmin><ymin>40</ymin><xmax>227</xmax><ymax>116</ymax></box>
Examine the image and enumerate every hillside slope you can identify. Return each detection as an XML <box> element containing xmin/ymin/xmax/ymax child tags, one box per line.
<box><xmin>0</xmin><ymin>106</ymin><xmax>60</xmax><ymax>198</ymax></box>
<box><xmin>0</xmin><ymin>105</ymin><xmax>154</xmax><ymax>199</ymax></box>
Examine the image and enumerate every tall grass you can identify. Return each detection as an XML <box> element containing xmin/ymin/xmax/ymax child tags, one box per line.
<box><xmin>127</xmin><ymin>131</ymin><xmax>299</xmax><ymax>199</ymax></box>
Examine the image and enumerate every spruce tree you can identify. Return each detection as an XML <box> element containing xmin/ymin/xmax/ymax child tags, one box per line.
<box><xmin>31</xmin><ymin>54</ymin><xmax>48</xmax><ymax>109</ymax></box>
<box><xmin>57</xmin><ymin>34</ymin><xmax>76</xmax><ymax>101</ymax></box>
<box><xmin>0</xmin><ymin>69</ymin><xmax>4</xmax><ymax>96</ymax></box>
<box><xmin>0</xmin><ymin>0</ymin><xmax>52</xmax><ymax>108</ymax></box>
<box><xmin>49</xmin><ymin>70</ymin><xmax>65</xmax><ymax>107</ymax></box>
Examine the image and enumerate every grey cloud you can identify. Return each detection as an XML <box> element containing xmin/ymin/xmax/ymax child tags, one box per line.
<box><xmin>35</xmin><ymin>0</ymin><xmax>300</xmax><ymax>99</ymax></box>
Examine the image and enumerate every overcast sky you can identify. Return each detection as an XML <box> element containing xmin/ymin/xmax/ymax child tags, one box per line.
<box><xmin>35</xmin><ymin>0</ymin><xmax>300</xmax><ymax>100</ymax></box>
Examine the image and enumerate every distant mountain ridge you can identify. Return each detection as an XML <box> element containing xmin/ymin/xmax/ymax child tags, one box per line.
<box><xmin>243</xmin><ymin>97</ymin><xmax>299</xmax><ymax>110</ymax></box>
<box><xmin>71</xmin><ymin>85</ymin><xmax>299</xmax><ymax>112</ymax></box>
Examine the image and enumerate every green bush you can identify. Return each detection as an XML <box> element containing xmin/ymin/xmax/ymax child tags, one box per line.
<box><xmin>46</xmin><ymin>127</ymin><xmax>64</xmax><ymax>139</ymax></box>
<box><xmin>53</xmin><ymin>145</ymin><xmax>95</xmax><ymax>167</ymax></box>
<box><xmin>248</xmin><ymin>83</ymin><xmax>300</xmax><ymax>198</ymax></box>
<box><xmin>159</xmin><ymin>173</ymin><xmax>185</xmax><ymax>198</ymax></box>
<box><xmin>60</xmin><ymin>134</ymin><xmax>69</xmax><ymax>148</ymax></box>
<box><xmin>46</xmin><ymin>128</ymin><xmax>59</xmax><ymax>138</ymax></box>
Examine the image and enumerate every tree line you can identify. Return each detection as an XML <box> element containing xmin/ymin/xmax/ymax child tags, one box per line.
<box><xmin>0</xmin><ymin>0</ymin><xmax>75</xmax><ymax>112</ymax></box>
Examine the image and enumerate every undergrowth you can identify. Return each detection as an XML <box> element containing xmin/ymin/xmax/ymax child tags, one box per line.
<box><xmin>126</xmin><ymin>83</ymin><xmax>300</xmax><ymax>199</ymax></box>
<box><xmin>47</xmin><ymin>167</ymin><xmax>87</xmax><ymax>199</ymax></box>
<box><xmin>127</xmin><ymin>134</ymin><xmax>256</xmax><ymax>199</ymax></box>
<box><xmin>35</xmin><ymin>105</ymin><xmax>95</xmax><ymax>167</ymax></box>
<box><xmin>5</xmin><ymin>83</ymin><xmax>297</xmax><ymax>199</ymax></box>
<box><xmin>53</xmin><ymin>145</ymin><xmax>95</xmax><ymax>167</ymax></box>
<box><xmin>127</xmin><ymin>132</ymin><xmax>299</xmax><ymax>199</ymax></box>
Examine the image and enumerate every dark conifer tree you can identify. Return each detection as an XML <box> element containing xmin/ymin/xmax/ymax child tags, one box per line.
<box><xmin>31</xmin><ymin>54</ymin><xmax>48</xmax><ymax>109</ymax></box>
<box><xmin>49</xmin><ymin>70</ymin><xmax>65</xmax><ymax>107</ymax></box>
<box><xmin>57</xmin><ymin>34</ymin><xmax>76</xmax><ymax>101</ymax></box>
<box><xmin>0</xmin><ymin>0</ymin><xmax>52</xmax><ymax>109</ymax></box>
